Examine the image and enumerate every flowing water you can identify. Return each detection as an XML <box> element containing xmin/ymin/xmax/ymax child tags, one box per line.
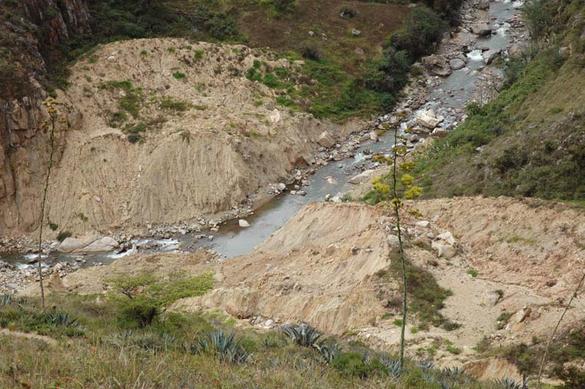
<box><xmin>1</xmin><ymin>0</ymin><xmax>523</xmax><ymax>269</ymax></box>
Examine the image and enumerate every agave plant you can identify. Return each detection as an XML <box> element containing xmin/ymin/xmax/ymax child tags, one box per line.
<box><xmin>418</xmin><ymin>360</ymin><xmax>435</xmax><ymax>371</ymax></box>
<box><xmin>315</xmin><ymin>342</ymin><xmax>341</xmax><ymax>363</ymax></box>
<box><xmin>496</xmin><ymin>377</ymin><xmax>528</xmax><ymax>389</ymax></box>
<box><xmin>0</xmin><ymin>294</ymin><xmax>13</xmax><ymax>306</ymax></box>
<box><xmin>281</xmin><ymin>323</ymin><xmax>322</xmax><ymax>347</ymax></box>
<box><xmin>43</xmin><ymin>311</ymin><xmax>80</xmax><ymax>328</ymax></box>
<box><xmin>196</xmin><ymin>330</ymin><xmax>250</xmax><ymax>364</ymax></box>
<box><xmin>380</xmin><ymin>356</ymin><xmax>402</xmax><ymax>378</ymax></box>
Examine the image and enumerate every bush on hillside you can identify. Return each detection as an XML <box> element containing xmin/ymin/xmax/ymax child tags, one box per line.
<box><xmin>362</xmin><ymin>6</ymin><xmax>445</xmax><ymax>99</ymax></box>
<box><xmin>523</xmin><ymin>0</ymin><xmax>557</xmax><ymax>39</ymax></box>
<box><xmin>272</xmin><ymin>0</ymin><xmax>296</xmax><ymax>13</ymax></box>
<box><xmin>389</xmin><ymin>6</ymin><xmax>446</xmax><ymax>59</ymax></box>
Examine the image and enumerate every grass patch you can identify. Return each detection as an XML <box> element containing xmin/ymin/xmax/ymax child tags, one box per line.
<box><xmin>377</xmin><ymin>257</ymin><xmax>459</xmax><ymax>331</ymax></box>
<box><xmin>172</xmin><ymin>71</ymin><xmax>187</xmax><ymax>80</ymax></box>
<box><xmin>100</xmin><ymin>80</ymin><xmax>144</xmax><ymax>121</ymax></box>
<box><xmin>0</xmin><ymin>290</ymin><xmax>498</xmax><ymax>388</ymax></box>
<box><xmin>159</xmin><ymin>96</ymin><xmax>191</xmax><ymax>112</ymax></box>
<box><xmin>467</xmin><ymin>268</ymin><xmax>479</xmax><ymax>278</ymax></box>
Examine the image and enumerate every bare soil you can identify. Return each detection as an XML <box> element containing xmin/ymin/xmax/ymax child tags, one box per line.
<box><xmin>7</xmin><ymin>38</ymin><xmax>360</xmax><ymax>238</ymax></box>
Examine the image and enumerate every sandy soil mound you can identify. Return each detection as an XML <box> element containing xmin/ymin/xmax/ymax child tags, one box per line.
<box><xmin>23</xmin><ymin>38</ymin><xmax>357</xmax><ymax>238</ymax></box>
<box><xmin>417</xmin><ymin>197</ymin><xmax>585</xmax><ymax>295</ymax></box>
<box><xmin>175</xmin><ymin>202</ymin><xmax>393</xmax><ymax>334</ymax></box>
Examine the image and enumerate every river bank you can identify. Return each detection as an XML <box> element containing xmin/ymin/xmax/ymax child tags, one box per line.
<box><xmin>1</xmin><ymin>0</ymin><xmax>528</xmax><ymax>293</ymax></box>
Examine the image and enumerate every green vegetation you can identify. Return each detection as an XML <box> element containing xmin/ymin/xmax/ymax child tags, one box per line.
<box><xmin>496</xmin><ymin>311</ymin><xmax>513</xmax><ymax>330</ymax></box>
<box><xmin>376</xmin><ymin>258</ymin><xmax>459</xmax><ymax>332</ymax></box>
<box><xmin>172</xmin><ymin>71</ymin><xmax>187</xmax><ymax>80</ymax></box>
<box><xmin>2</xmin><ymin>0</ymin><xmax>459</xmax><ymax>122</ymax></box>
<box><xmin>0</xmin><ymin>291</ymin><xmax>516</xmax><ymax>388</ymax></box>
<box><xmin>159</xmin><ymin>96</ymin><xmax>191</xmax><ymax>112</ymax></box>
<box><xmin>474</xmin><ymin>320</ymin><xmax>585</xmax><ymax>387</ymax></box>
<box><xmin>108</xmin><ymin>273</ymin><xmax>213</xmax><ymax>328</ymax></box>
<box><xmin>56</xmin><ymin>231</ymin><xmax>72</xmax><ymax>242</ymax></box>
<box><xmin>100</xmin><ymin>80</ymin><xmax>145</xmax><ymax>124</ymax></box>
<box><xmin>413</xmin><ymin>0</ymin><xmax>585</xmax><ymax>202</ymax></box>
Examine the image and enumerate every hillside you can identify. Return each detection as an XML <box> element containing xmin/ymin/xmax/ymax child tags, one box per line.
<box><xmin>11</xmin><ymin>197</ymin><xmax>585</xmax><ymax>387</ymax></box>
<box><xmin>413</xmin><ymin>0</ymin><xmax>585</xmax><ymax>202</ymax></box>
<box><xmin>0</xmin><ymin>0</ymin><xmax>419</xmax><ymax>238</ymax></box>
<box><xmin>3</xmin><ymin>0</ymin><xmax>585</xmax><ymax>388</ymax></box>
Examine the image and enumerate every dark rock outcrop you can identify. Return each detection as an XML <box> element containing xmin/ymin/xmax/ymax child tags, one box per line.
<box><xmin>0</xmin><ymin>0</ymin><xmax>89</xmax><ymax>235</ymax></box>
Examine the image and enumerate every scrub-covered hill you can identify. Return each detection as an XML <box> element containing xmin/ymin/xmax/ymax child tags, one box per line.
<box><xmin>414</xmin><ymin>0</ymin><xmax>585</xmax><ymax>203</ymax></box>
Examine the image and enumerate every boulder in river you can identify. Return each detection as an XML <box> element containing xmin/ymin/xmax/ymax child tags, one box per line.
<box><xmin>58</xmin><ymin>236</ymin><xmax>96</xmax><ymax>253</ymax></box>
<box><xmin>483</xmin><ymin>49</ymin><xmax>501</xmax><ymax>65</ymax></box>
<box><xmin>83</xmin><ymin>237</ymin><xmax>119</xmax><ymax>252</ymax></box>
<box><xmin>416</xmin><ymin>109</ymin><xmax>444</xmax><ymax>129</ymax></box>
<box><xmin>58</xmin><ymin>236</ymin><xmax>118</xmax><ymax>253</ymax></box>
<box><xmin>422</xmin><ymin>54</ymin><xmax>452</xmax><ymax>77</ymax></box>
<box><xmin>239</xmin><ymin>219</ymin><xmax>251</xmax><ymax>228</ymax></box>
<box><xmin>317</xmin><ymin>131</ymin><xmax>335</xmax><ymax>148</ymax></box>
<box><xmin>449</xmin><ymin>58</ymin><xmax>466</xmax><ymax>70</ymax></box>
<box><xmin>348</xmin><ymin>169</ymin><xmax>378</xmax><ymax>185</ymax></box>
<box><xmin>471</xmin><ymin>23</ymin><xmax>492</xmax><ymax>37</ymax></box>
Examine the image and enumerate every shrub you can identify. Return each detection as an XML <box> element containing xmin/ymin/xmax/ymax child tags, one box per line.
<box><xmin>339</xmin><ymin>7</ymin><xmax>357</xmax><ymax>19</ymax></box>
<box><xmin>332</xmin><ymin>352</ymin><xmax>381</xmax><ymax>378</ymax></box>
<box><xmin>495</xmin><ymin>377</ymin><xmax>528</xmax><ymax>389</ymax></box>
<box><xmin>172</xmin><ymin>71</ymin><xmax>187</xmax><ymax>80</ymax></box>
<box><xmin>42</xmin><ymin>311</ymin><xmax>80</xmax><ymax>328</ymax></box>
<box><xmin>159</xmin><ymin>96</ymin><xmax>190</xmax><ymax>112</ymax></box>
<box><xmin>193</xmin><ymin>49</ymin><xmax>205</xmax><ymax>61</ymax></box>
<box><xmin>523</xmin><ymin>0</ymin><xmax>556</xmax><ymax>39</ymax></box>
<box><xmin>0</xmin><ymin>294</ymin><xmax>13</xmax><ymax>306</ymax></box>
<box><xmin>56</xmin><ymin>230</ymin><xmax>72</xmax><ymax>242</ymax></box>
<box><xmin>205</xmin><ymin>14</ymin><xmax>239</xmax><ymax>40</ymax></box>
<box><xmin>315</xmin><ymin>342</ymin><xmax>341</xmax><ymax>363</ymax></box>
<box><xmin>364</xmin><ymin>48</ymin><xmax>411</xmax><ymax>94</ymax></box>
<box><xmin>300</xmin><ymin>46</ymin><xmax>322</xmax><ymax>61</ymax></box>
<box><xmin>127</xmin><ymin>134</ymin><xmax>142</xmax><ymax>144</ymax></box>
<box><xmin>389</xmin><ymin>6</ymin><xmax>446</xmax><ymax>59</ymax></box>
<box><xmin>117</xmin><ymin>297</ymin><xmax>159</xmax><ymax>328</ymax></box>
<box><xmin>272</xmin><ymin>0</ymin><xmax>296</xmax><ymax>13</ymax></box>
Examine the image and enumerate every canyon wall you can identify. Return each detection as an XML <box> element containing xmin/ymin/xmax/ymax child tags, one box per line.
<box><xmin>0</xmin><ymin>0</ymin><xmax>89</xmax><ymax>235</ymax></box>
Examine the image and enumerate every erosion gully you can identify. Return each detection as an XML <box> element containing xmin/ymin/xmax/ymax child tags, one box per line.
<box><xmin>2</xmin><ymin>0</ymin><xmax>523</xmax><ymax>271</ymax></box>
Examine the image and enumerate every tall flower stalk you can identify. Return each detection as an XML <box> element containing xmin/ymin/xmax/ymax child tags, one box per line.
<box><xmin>37</xmin><ymin>97</ymin><xmax>59</xmax><ymax>309</ymax></box>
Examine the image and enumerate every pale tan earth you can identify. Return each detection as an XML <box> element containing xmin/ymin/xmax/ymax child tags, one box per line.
<box><xmin>1</xmin><ymin>38</ymin><xmax>359</xmax><ymax>238</ymax></box>
<box><xmin>35</xmin><ymin>196</ymin><xmax>585</xmax><ymax>379</ymax></box>
<box><xmin>0</xmin><ymin>329</ymin><xmax>57</xmax><ymax>346</ymax></box>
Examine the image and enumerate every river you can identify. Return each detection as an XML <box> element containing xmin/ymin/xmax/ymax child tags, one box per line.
<box><xmin>2</xmin><ymin>0</ymin><xmax>524</xmax><ymax>271</ymax></box>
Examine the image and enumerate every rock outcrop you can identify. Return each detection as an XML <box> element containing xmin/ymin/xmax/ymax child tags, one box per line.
<box><xmin>0</xmin><ymin>0</ymin><xmax>90</xmax><ymax>236</ymax></box>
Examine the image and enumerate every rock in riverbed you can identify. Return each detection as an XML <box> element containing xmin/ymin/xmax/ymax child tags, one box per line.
<box><xmin>416</xmin><ymin>109</ymin><xmax>444</xmax><ymax>129</ymax></box>
<box><xmin>317</xmin><ymin>131</ymin><xmax>336</xmax><ymax>148</ymax></box>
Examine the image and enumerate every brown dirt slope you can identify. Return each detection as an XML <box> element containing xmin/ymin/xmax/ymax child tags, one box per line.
<box><xmin>16</xmin><ymin>38</ymin><xmax>359</xmax><ymax>238</ymax></box>
<box><xmin>48</xmin><ymin>197</ymin><xmax>585</xmax><ymax>368</ymax></box>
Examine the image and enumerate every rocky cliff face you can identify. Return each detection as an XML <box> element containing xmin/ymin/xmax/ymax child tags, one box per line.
<box><xmin>0</xmin><ymin>0</ymin><xmax>89</xmax><ymax>236</ymax></box>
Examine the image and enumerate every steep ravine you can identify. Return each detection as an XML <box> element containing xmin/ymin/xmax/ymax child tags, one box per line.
<box><xmin>4</xmin><ymin>0</ymin><xmax>525</xmax><ymax>270</ymax></box>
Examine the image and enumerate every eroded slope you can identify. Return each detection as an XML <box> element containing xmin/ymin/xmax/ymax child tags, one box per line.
<box><xmin>36</xmin><ymin>38</ymin><xmax>355</xmax><ymax>237</ymax></box>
